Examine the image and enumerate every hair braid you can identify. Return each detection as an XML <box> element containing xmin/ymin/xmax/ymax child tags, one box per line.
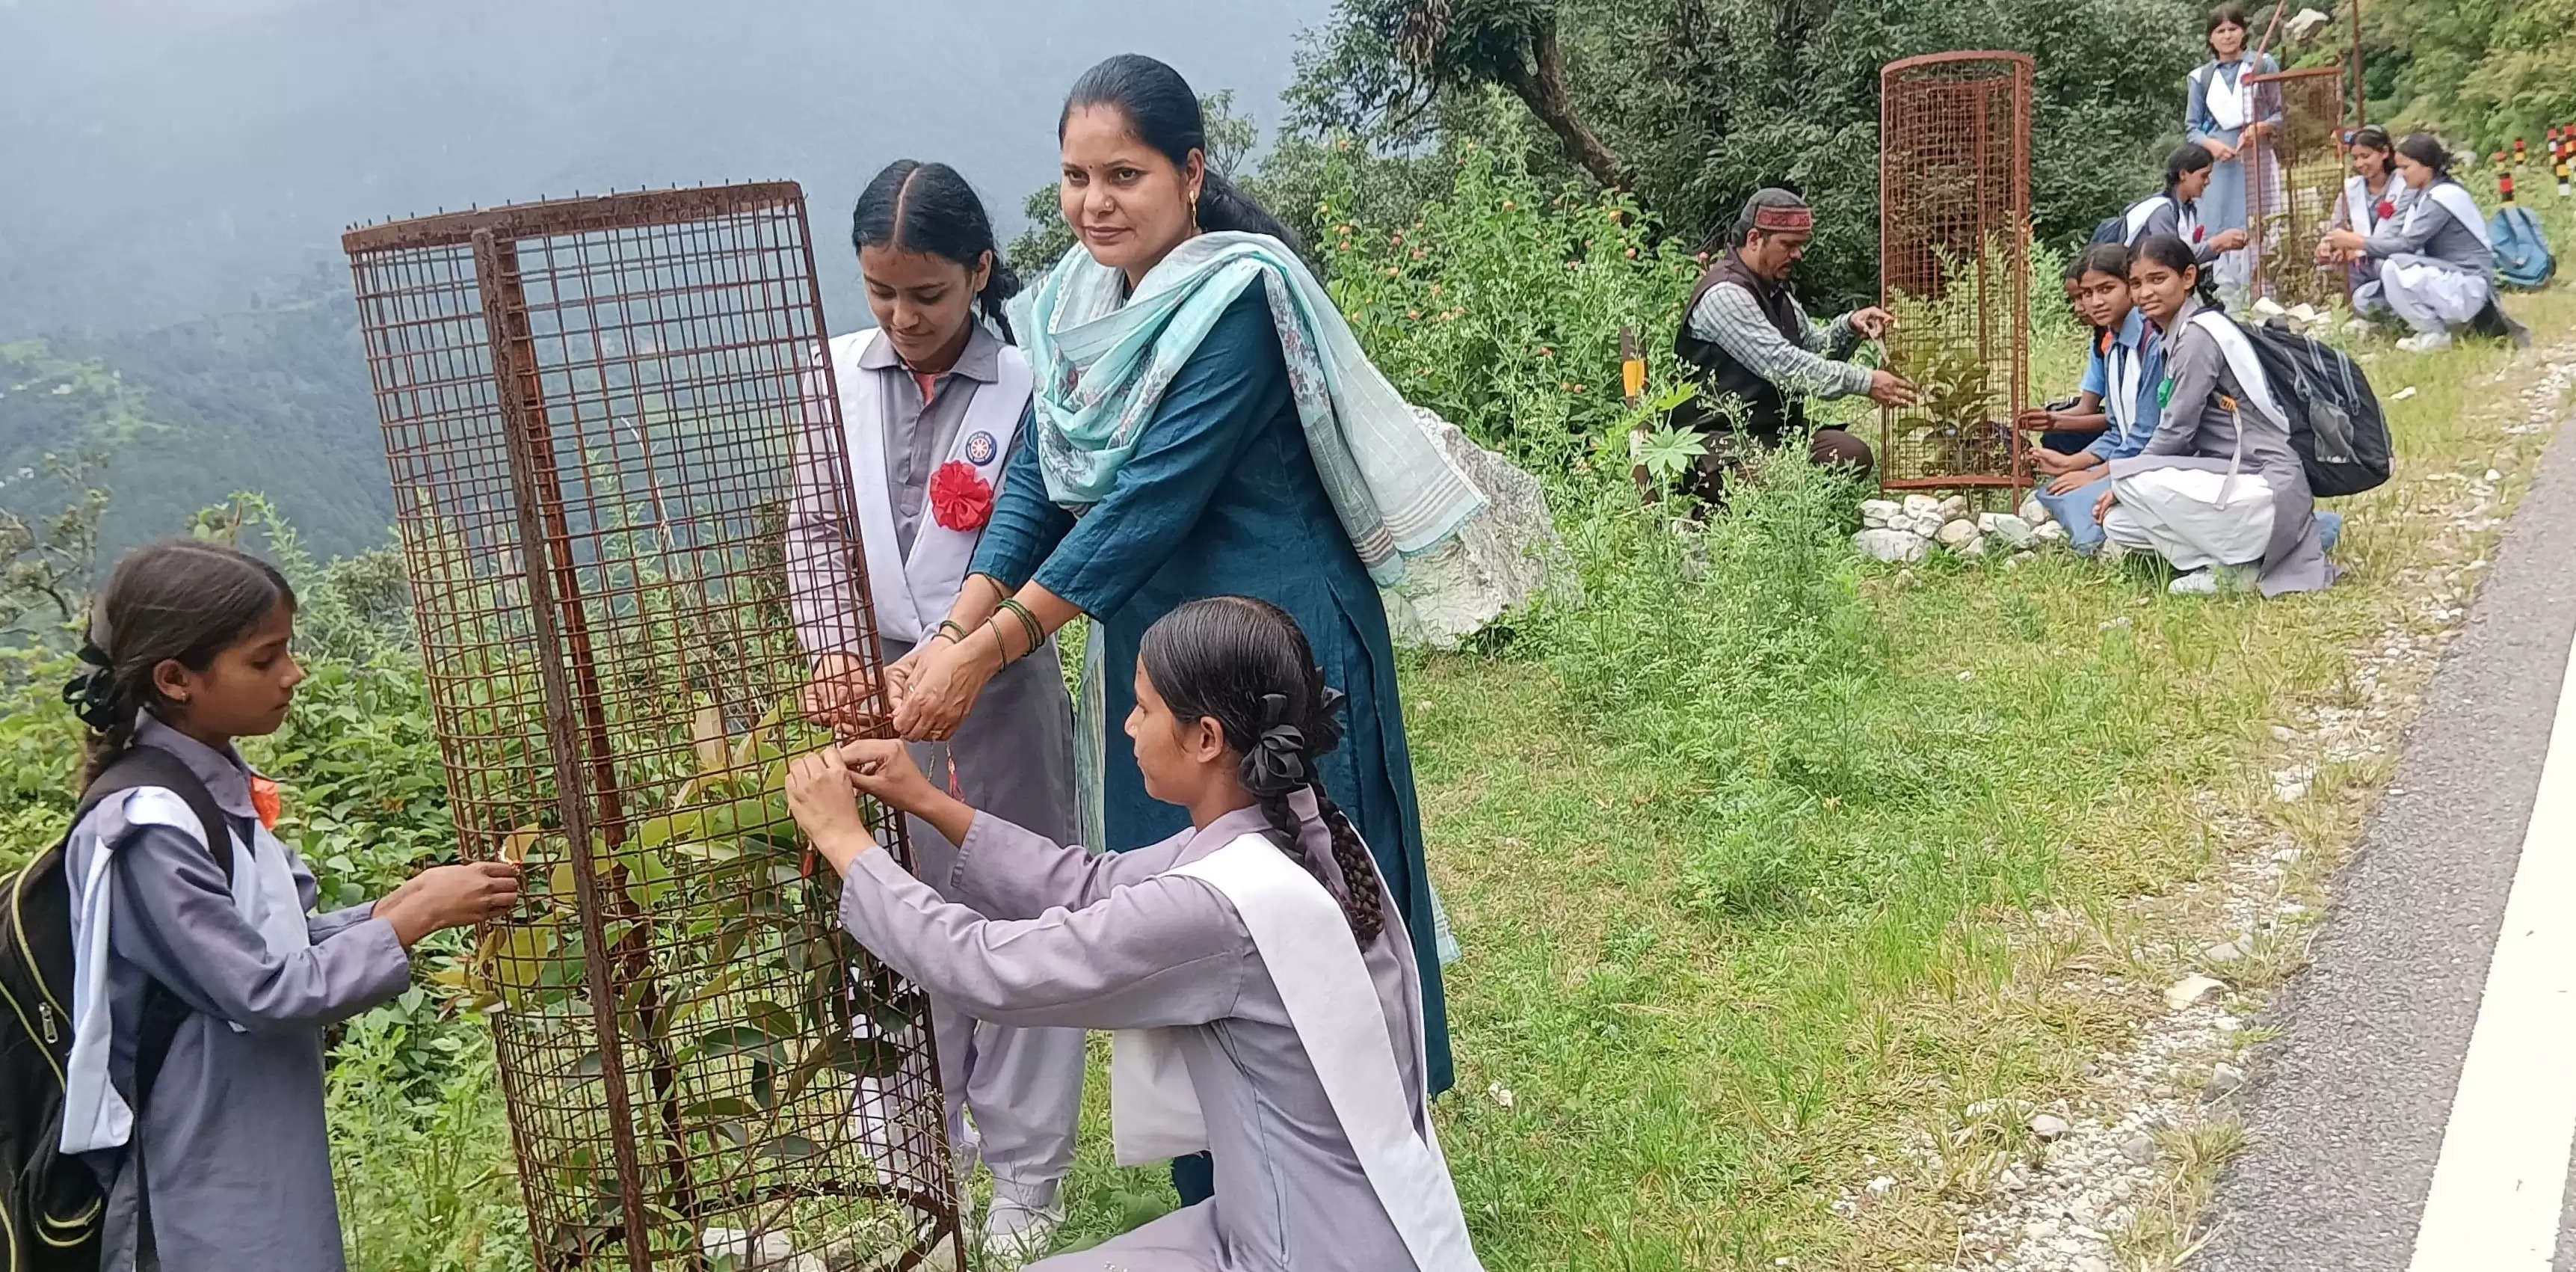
<box><xmin>1310</xmin><ymin>790</ymin><xmax>1385</xmax><ymax>945</ymax></box>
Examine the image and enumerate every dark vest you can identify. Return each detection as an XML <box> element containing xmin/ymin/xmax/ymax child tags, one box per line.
<box><xmin>1672</xmin><ymin>252</ymin><xmax>1808</xmax><ymax>439</ymax></box>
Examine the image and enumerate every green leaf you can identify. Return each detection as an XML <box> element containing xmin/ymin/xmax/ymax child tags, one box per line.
<box><xmin>757</xmin><ymin>1134</ymin><xmax>821</xmax><ymax>1161</ymax></box>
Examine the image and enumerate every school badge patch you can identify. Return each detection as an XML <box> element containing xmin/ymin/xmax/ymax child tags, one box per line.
<box><xmin>966</xmin><ymin>431</ymin><xmax>997</xmax><ymax>465</ymax></box>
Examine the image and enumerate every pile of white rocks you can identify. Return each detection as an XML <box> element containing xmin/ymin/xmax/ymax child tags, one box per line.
<box><xmin>1855</xmin><ymin>493</ymin><xmax>2065</xmax><ymax>563</ymax></box>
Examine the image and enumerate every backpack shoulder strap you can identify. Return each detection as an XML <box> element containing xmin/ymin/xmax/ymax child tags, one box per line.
<box><xmin>78</xmin><ymin>746</ymin><xmax>235</xmax><ymax>879</ymax></box>
<box><xmin>76</xmin><ymin>746</ymin><xmax>240</xmax><ymax>1111</ymax></box>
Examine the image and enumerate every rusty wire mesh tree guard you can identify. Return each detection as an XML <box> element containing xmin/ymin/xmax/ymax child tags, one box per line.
<box><xmin>343</xmin><ymin>183</ymin><xmax>964</xmax><ymax>1272</ymax></box>
<box><xmin>2246</xmin><ymin>66</ymin><xmax>2352</xmax><ymax>309</ymax></box>
<box><xmin>1878</xmin><ymin>52</ymin><xmax>2033</xmax><ymax>495</ymax></box>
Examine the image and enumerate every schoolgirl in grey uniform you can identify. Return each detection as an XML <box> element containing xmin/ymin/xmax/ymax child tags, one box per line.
<box><xmin>784</xmin><ymin>597</ymin><xmax>1482</xmax><ymax>1272</ymax></box>
<box><xmin>2092</xmin><ymin>236</ymin><xmax>2337</xmax><ymax>597</ymax></box>
<box><xmin>785</xmin><ymin>159</ymin><xmax>1084</xmax><ymax>1260</ymax></box>
<box><xmin>2322</xmin><ymin>132</ymin><xmax>2508</xmax><ymax>351</ymax></box>
<box><xmin>2110</xmin><ymin>144</ymin><xmax>2249</xmax><ymax>265</ymax></box>
<box><xmin>2319</xmin><ymin>125</ymin><xmax>2415</xmax><ymax>297</ymax></box>
<box><xmin>56</xmin><ymin>542</ymin><xmax>517</xmax><ymax>1271</ymax></box>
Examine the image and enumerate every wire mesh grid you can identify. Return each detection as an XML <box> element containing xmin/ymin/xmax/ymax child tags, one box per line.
<box><xmin>2246</xmin><ymin>67</ymin><xmax>2351</xmax><ymax>310</ymax></box>
<box><xmin>1878</xmin><ymin>52</ymin><xmax>2033</xmax><ymax>494</ymax></box>
<box><xmin>343</xmin><ymin>184</ymin><xmax>964</xmax><ymax>1272</ymax></box>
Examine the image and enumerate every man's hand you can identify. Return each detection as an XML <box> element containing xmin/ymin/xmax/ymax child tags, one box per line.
<box><xmin>1848</xmin><ymin>307</ymin><xmax>1897</xmax><ymax>340</ymax></box>
<box><xmin>2209</xmin><ymin>227</ymin><xmax>2251</xmax><ymax>254</ymax></box>
<box><xmin>1867</xmin><ymin>369</ymin><xmax>1920</xmax><ymax>408</ymax></box>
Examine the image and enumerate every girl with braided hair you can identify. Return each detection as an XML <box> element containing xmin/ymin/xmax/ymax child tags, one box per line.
<box><xmin>785</xmin><ymin>597</ymin><xmax>1480</xmax><ymax>1272</ymax></box>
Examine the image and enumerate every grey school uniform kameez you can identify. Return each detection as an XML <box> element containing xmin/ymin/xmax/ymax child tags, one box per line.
<box><xmin>2103</xmin><ymin>296</ymin><xmax>2335</xmax><ymax>596</ymax></box>
<box><xmin>63</xmin><ymin>716</ymin><xmax>412</xmax><ymax>1271</ymax></box>
<box><xmin>784</xmin><ymin>322</ymin><xmax>1085</xmax><ymax>1207</ymax></box>
<box><xmin>2350</xmin><ymin>185</ymin><xmax>2496</xmax><ymax>337</ymax></box>
<box><xmin>836</xmin><ymin>795</ymin><xmax>1435</xmax><ymax>1272</ymax></box>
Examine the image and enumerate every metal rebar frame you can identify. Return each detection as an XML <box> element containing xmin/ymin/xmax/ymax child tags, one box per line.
<box><xmin>342</xmin><ymin>184</ymin><xmax>964</xmax><ymax>1272</ymax></box>
<box><xmin>1878</xmin><ymin>52</ymin><xmax>2034</xmax><ymax>494</ymax></box>
<box><xmin>2246</xmin><ymin>66</ymin><xmax>2352</xmax><ymax>309</ymax></box>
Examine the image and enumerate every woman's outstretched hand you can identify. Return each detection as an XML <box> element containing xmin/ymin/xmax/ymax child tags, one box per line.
<box><xmin>892</xmin><ymin>636</ymin><xmax>996</xmax><ymax>743</ymax></box>
<box><xmin>801</xmin><ymin>652</ymin><xmax>884</xmax><ymax>738</ymax></box>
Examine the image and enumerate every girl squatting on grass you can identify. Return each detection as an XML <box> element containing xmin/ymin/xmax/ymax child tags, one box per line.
<box><xmin>55</xmin><ymin>541</ymin><xmax>517</xmax><ymax>1271</ymax></box>
<box><xmin>2089</xmin><ymin>236</ymin><xmax>2338</xmax><ymax>596</ymax></box>
<box><xmin>786</xmin><ymin>597</ymin><xmax>1482</xmax><ymax>1272</ymax></box>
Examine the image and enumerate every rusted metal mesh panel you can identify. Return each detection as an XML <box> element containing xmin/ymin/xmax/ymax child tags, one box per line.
<box><xmin>1879</xmin><ymin>52</ymin><xmax>2033</xmax><ymax>494</ymax></box>
<box><xmin>2246</xmin><ymin>67</ymin><xmax>2350</xmax><ymax>310</ymax></box>
<box><xmin>343</xmin><ymin>184</ymin><xmax>964</xmax><ymax>1272</ymax></box>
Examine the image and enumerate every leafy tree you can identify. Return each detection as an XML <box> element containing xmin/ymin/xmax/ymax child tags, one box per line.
<box><xmin>0</xmin><ymin>451</ymin><xmax>109</xmax><ymax>640</ymax></box>
<box><xmin>1292</xmin><ymin>0</ymin><xmax>1631</xmax><ymax>191</ymax></box>
<box><xmin>2364</xmin><ymin>0</ymin><xmax>2576</xmax><ymax>147</ymax></box>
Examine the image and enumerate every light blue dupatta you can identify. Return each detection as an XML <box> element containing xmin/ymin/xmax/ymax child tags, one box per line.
<box><xmin>1012</xmin><ymin>231</ymin><xmax>1486</xmax><ymax>588</ymax></box>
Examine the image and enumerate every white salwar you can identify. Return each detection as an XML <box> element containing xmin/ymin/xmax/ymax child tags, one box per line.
<box><xmin>2101</xmin><ymin>469</ymin><xmax>2277</xmax><ymax>571</ymax></box>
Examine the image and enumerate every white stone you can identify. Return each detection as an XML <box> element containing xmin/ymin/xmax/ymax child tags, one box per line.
<box><xmin>1953</xmin><ymin>534</ymin><xmax>1988</xmax><ymax>559</ymax></box>
<box><xmin>2075</xmin><ymin>1256</ymin><xmax>2114</xmax><ymax>1272</ymax></box>
<box><xmin>1937</xmin><ymin>518</ymin><xmax>1981</xmax><ymax>547</ymax></box>
<box><xmin>2485</xmin><ymin>468</ymin><xmax>2503</xmax><ymax>482</ymax></box>
<box><xmin>1935</xmin><ymin>494</ymin><xmax>1971</xmax><ymax>520</ymax></box>
<box><xmin>1907</xmin><ymin>510</ymin><xmax>1946</xmax><ymax>538</ymax></box>
<box><xmin>2393</xmin><ymin>384</ymin><xmax>2418</xmax><ymax>400</ymax></box>
<box><xmin>2204</xmin><ymin>939</ymin><xmax>2246</xmax><ymax>964</ymax></box>
<box><xmin>1861</xmin><ymin>498</ymin><xmax>1901</xmax><ymax>528</ymax></box>
<box><xmin>2207</xmin><ymin>1063</ymin><xmax>2248</xmax><ymax>1096</ymax></box>
<box><xmin>2166</xmin><ymin>974</ymin><xmax>2228</xmax><ymax>1009</ymax></box>
<box><xmin>1980</xmin><ymin>513</ymin><xmax>2036</xmax><ymax>547</ymax></box>
<box><xmin>2030</xmin><ymin>1113</ymin><xmax>2071</xmax><ymax>1140</ymax></box>
<box><xmin>2019</xmin><ymin>494</ymin><xmax>2047</xmax><ymax>524</ymax></box>
<box><xmin>1855</xmin><ymin>528</ymin><xmax>1930</xmax><ymax>563</ymax></box>
<box><xmin>2119</xmin><ymin>1134</ymin><xmax>2157</xmax><ymax>1166</ymax></box>
<box><xmin>2252</xmin><ymin>296</ymin><xmax>2289</xmax><ymax>318</ymax></box>
<box><xmin>1867</xmin><ymin>1175</ymin><xmax>1896</xmax><ymax>1195</ymax></box>
<box><xmin>2033</xmin><ymin>518</ymin><xmax>2068</xmax><ymax>543</ymax></box>
<box><xmin>1380</xmin><ymin>408</ymin><xmax>1570</xmax><ymax>650</ymax></box>
<box><xmin>1902</xmin><ymin>494</ymin><xmax>1941</xmax><ymax>517</ymax></box>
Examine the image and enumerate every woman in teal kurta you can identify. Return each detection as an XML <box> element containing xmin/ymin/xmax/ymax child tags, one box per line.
<box><xmin>888</xmin><ymin>55</ymin><xmax>1460</xmax><ymax>1109</ymax></box>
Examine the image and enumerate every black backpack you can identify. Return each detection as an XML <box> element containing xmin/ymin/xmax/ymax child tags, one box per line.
<box><xmin>2</xmin><ymin>746</ymin><xmax>232</xmax><ymax>1271</ymax></box>
<box><xmin>2197</xmin><ymin>312</ymin><xmax>2394</xmax><ymax>499</ymax></box>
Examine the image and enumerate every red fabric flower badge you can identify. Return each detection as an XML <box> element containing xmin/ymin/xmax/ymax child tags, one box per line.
<box><xmin>2376</xmin><ymin>200</ymin><xmax>2397</xmax><ymax>221</ymax></box>
<box><xmin>930</xmin><ymin>460</ymin><xmax>995</xmax><ymax>532</ymax></box>
<box><xmin>249</xmin><ymin>775</ymin><xmax>283</xmax><ymax>830</ymax></box>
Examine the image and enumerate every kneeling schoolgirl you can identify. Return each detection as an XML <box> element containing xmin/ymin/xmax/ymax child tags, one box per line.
<box><xmin>784</xmin><ymin>597</ymin><xmax>1481</xmax><ymax>1272</ymax></box>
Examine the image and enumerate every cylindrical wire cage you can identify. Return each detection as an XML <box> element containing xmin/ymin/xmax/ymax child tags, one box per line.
<box><xmin>1878</xmin><ymin>52</ymin><xmax>2034</xmax><ymax>494</ymax></box>
<box><xmin>2246</xmin><ymin>65</ymin><xmax>2352</xmax><ymax>309</ymax></box>
<box><xmin>343</xmin><ymin>183</ymin><xmax>964</xmax><ymax>1272</ymax></box>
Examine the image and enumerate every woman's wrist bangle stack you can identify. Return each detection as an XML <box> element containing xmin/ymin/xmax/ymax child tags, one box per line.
<box><xmin>995</xmin><ymin>598</ymin><xmax>1045</xmax><ymax>660</ymax></box>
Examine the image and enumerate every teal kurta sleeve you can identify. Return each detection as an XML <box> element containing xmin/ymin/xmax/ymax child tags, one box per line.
<box><xmin>967</xmin><ymin>401</ymin><xmax>1076</xmax><ymax>589</ymax></box>
<box><xmin>1024</xmin><ymin>291</ymin><xmax>1288</xmax><ymax>619</ymax></box>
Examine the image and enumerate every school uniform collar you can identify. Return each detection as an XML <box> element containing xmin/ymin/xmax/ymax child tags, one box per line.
<box><xmin>2112</xmin><ymin>307</ymin><xmax>2151</xmax><ymax>351</ymax></box>
<box><xmin>857</xmin><ymin>322</ymin><xmax>1003</xmax><ymax>385</ymax></box>
<box><xmin>1174</xmin><ymin>787</ymin><xmax>1329</xmax><ymax>870</ymax></box>
<box><xmin>132</xmin><ymin>712</ymin><xmax>258</xmax><ymax>819</ymax></box>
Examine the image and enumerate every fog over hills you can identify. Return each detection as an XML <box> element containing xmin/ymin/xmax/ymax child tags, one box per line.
<box><xmin>0</xmin><ymin>0</ymin><xmax>1327</xmax><ymax>550</ymax></box>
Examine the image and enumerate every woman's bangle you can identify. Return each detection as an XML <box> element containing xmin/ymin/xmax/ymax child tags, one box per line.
<box><xmin>995</xmin><ymin>598</ymin><xmax>1045</xmax><ymax>660</ymax></box>
<box><xmin>935</xmin><ymin>618</ymin><xmax>970</xmax><ymax>645</ymax></box>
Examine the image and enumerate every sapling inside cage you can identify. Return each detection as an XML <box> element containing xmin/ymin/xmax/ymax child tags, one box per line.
<box><xmin>343</xmin><ymin>184</ymin><xmax>963</xmax><ymax>1272</ymax></box>
<box><xmin>2245</xmin><ymin>65</ymin><xmax>2351</xmax><ymax>310</ymax></box>
<box><xmin>1877</xmin><ymin>52</ymin><xmax>2033</xmax><ymax>496</ymax></box>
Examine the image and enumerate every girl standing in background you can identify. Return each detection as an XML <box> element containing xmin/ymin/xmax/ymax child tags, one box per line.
<box><xmin>788</xmin><ymin>159</ymin><xmax>1085</xmax><ymax>1262</ymax></box>
<box><xmin>2184</xmin><ymin>4</ymin><xmax>2281</xmax><ymax>300</ymax></box>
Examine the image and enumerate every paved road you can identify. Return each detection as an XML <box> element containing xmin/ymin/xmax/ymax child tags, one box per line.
<box><xmin>2196</xmin><ymin>400</ymin><xmax>2576</xmax><ymax>1272</ymax></box>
